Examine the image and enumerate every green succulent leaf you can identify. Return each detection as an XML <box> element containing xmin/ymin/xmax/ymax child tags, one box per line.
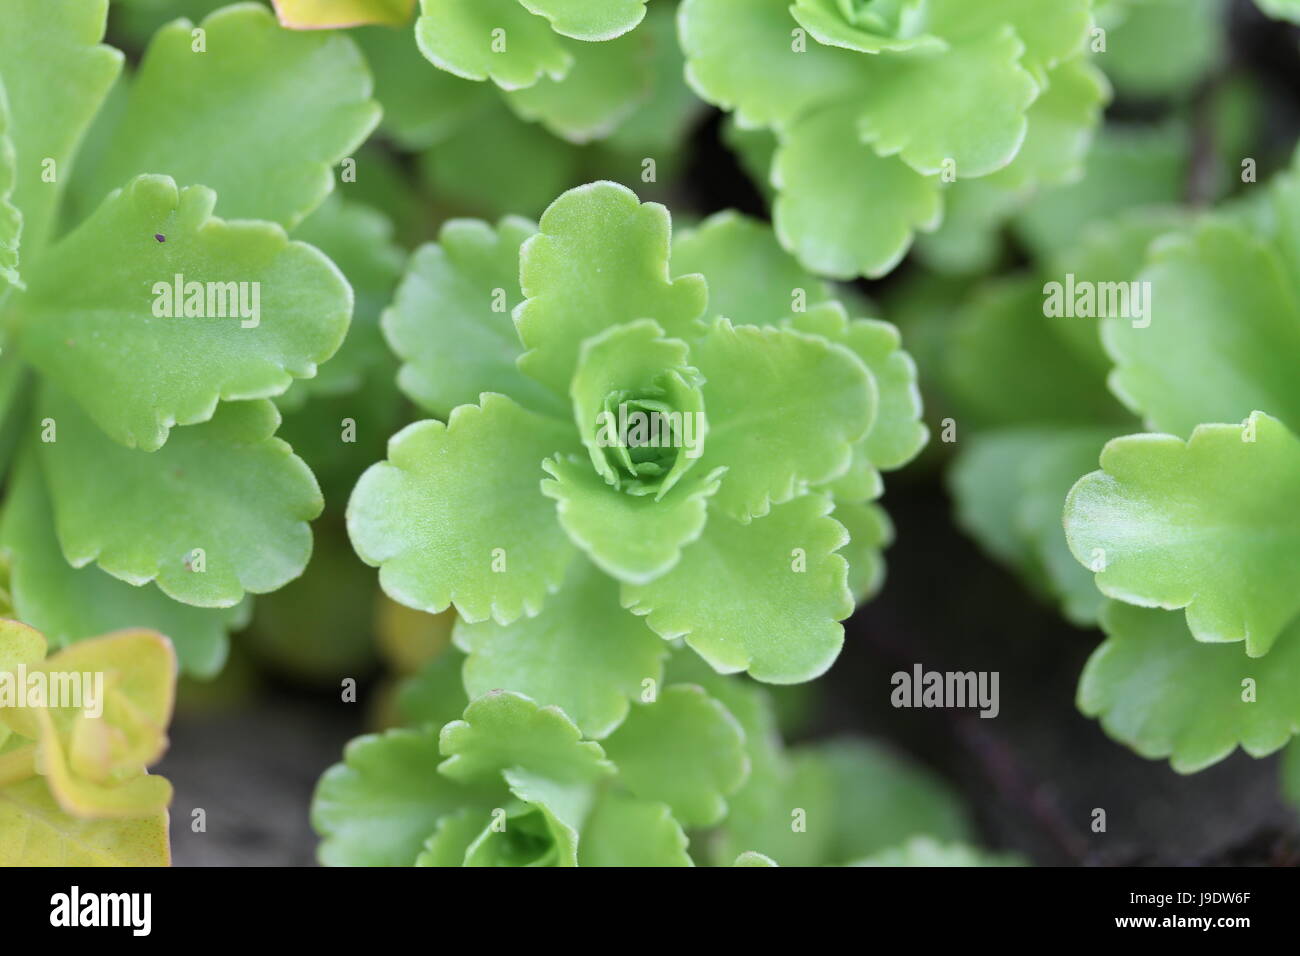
<box><xmin>790</xmin><ymin>0</ymin><xmax>945</xmax><ymax>54</ymax></box>
<box><xmin>453</xmin><ymin>558</ymin><xmax>666</xmax><ymax>739</ymax></box>
<box><xmin>0</xmin><ymin>83</ymin><xmax>20</xmax><ymax>288</ymax></box>
<box><xmin>503</xmin><ymin>23</ymin><xmax>652</xmax><ymax>142</ymax></box>
<box><xmin>347</xmin><ymin>394</ymin><xmax>580</xmax><ymax>624</ymax></box>
<box><xmin>397</xmin><ymin>648</ymin><xmax>469</xmax><ymax>731</ymax></box>
<box><xmin>733</xmin><ymin>850</ymin><xmax>778</xmax><ymax>866</ymax></box>
<box><xmin>20</xmin><ymin>174</ymin><xmax>352</xmax><ymax>451</ymax></box>
<box><xmin>855</xmin><ymin>28</ymin><xmax>1038</xmax><ymax>178</ymax></box>
<box><xmin>622</xmin><ymin>493</ymin><xmax>852</xmax><ymax>683</ymax></box>
<box><xmin>834</xmin><ymin>499</ymin><xmax>892</xmax><ymax>605</ymax></box>
<box><xmin>692</xmin><ymin>318</ymin><xmax>874</xmax><ymax>521</ymax></box>
<box><xmin>773</xmin><ymin>104</ymin><xmax>942</xmax><ymax>280</ymax></box>
<box><xmin>1104</xmin><ymin>221</ymin><xmax>1300</xmax><ymax>438</ymax></box>
<box><xmin>541</xmin><ymin>454</ymin><xmax>724</xmax><ymax>584</ymax></box>
<box><xmin>576</xmin><ymin>791</ymin><xmax>692</xmax><ymax>866</ymax></box>
<box><xmin>88</xmin><ymin>3</ymin><xmax>380</xmax><ymax>229</ymax></box>
<box><xmin>602</xmin><ymin>683</ymin><xmax>748</xmax><ymax>827</ymax></box>
<box><xmin>38</xmin><ymin>387</ymin><xmax>321</xmax><ymax>609</ymax></box>
<box><xmin>1065</xmin><ymin>413</ymin><xmax>1300</xmax><ymax>657</ymax></box>
<box><xmin>1</xmin><ymin>452</ymin><xmax>245</xmax><ymax>677</ymax></box>
<box><xmin>383</xmin><ymin>216</ymin><xmax>564</xmax><ymax>419</ymax></box>
<box><xmin>438</xmin><ymin>690</ymin><xmax>615</xmax><ymax>787</ymax></box>
<box><xmin>515</xmin><ymin>181</ymin><xmax>707</xmax><ymax>395</ymax></box>
<box><xmin>679</xmin><ymin>0</ymin><xmax>868</xmax><ymax>130</ymax></box>
<box><xmin>925</xmin><ymin>0</ymin><xmax>1092</xmax><ymax>79</ymax></box>
<box><xmin>313</xmin><ymin>727</ymin><xmax>498</xmax><ymax>866</ymax></box>
<box><xmin>1254</xmin><ymin>0</ymin><xmax>1300</xmax><ymax>22</ymax></box>
<box><xmin>1102</xmin><ymin>0</ymin><xmax>1225</xmax><ymax>99</ymax></box>
<box><xmin>415</xmin><ymin>0</ymin><xmax>573</xmax><ymax>90</ymax></box>
<box><xmin>0</xmin><ymin>0</ymin><xmax>122</xmax><ymax>257</ymax></box>
<box><xmin>788</xmin><ymin>301</ymin><xmax>927</xmax><ymax>475</ymax></box>
<box><xmin>1081</xmin><ymin>602</ymin><xmax>1300</xmax><ymax>773</ymax></box>
<box><xmin>518</xmin><ymin>0</ymin><xmax>647</xmax><ymax>41</ymax></box>
<box><xmin>671</xmin><ymin>211</ymin><xmax>835</xmax><ymax>327</ymax></box>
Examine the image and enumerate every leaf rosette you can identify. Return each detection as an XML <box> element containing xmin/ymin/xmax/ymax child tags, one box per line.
<box><xmin>350</xmin><ymin>181</ymin><xmax>927</xmax><ymax>732</ymax></box>
<box><xmin>680</xmin><ymin>0</ymin><xmax>1108</xmax><ymax>278</ymax></box>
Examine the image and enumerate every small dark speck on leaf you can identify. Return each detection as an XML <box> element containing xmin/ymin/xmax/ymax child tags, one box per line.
<box><xmin>155</xmin><ymin>233</ymin><xmax>166</xmax><ymax>243</ymax></box>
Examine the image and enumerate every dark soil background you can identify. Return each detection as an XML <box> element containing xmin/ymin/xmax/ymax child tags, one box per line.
<box><xmin>154</xmin><ymin>0</ymin><xmax>1300</xmax><ymax>865</ymax></box>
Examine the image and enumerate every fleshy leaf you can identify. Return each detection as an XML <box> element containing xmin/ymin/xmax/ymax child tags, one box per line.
<box><xmin>1081</xmin><ymin>602</ymin><xmax>1300</xmax><ymax>773</ymax></box>
<box><xmin>671</xmin><ymin>211</ymin><xmax>834</xmax><ymax>327</ymax></box>
<box><xmin>89</xmin><ymin>4</ymin><xmax>379</xmax><ymax>229</ymax></box>
<box><xmin>1104</xmin><ymin>221</ymin><xmax>1300</xmax><ymax>438</ymax></box>
<box><xmin>515</xmin><ymin>182</ymin><xmax>707</xmax><ymax>395</ymax></box>
<box><xmin>602</xmin><ymin>684</ymin><xmax>748</xmax><ymax>827</ymax></box>
<box><xmin>834</xmin><ymin>499</ymin><xmax>892</xmax><ymax>605</ymax></box>
<box><xmin>453</xmin><ymin>558</ymin><xmax>666</xmax><ymax>739</ymax></box>
<box><xmin>679</xmin><ymin>0</ymin><xmax>868</xmax><ymax>130</ymax></box>
<box><xmin>925</xmin><ymin>0</ymin><xmax>1092</xmax><ymax>79</ymax></box>
<box><xmin>39</xmin><ymin>388</ymin><xmax>322</xmax><ymax>609</ymax></box>
<box><xmin>347</xmin><ymin>394</ymin><xmax>580</xmax><ymax>624</ymax></box>
<box><xmin>1</xmin><ymin>452</ymin><xmax>245</xmax><ymax>677</ymax></box>
<box><xmin>0</xmin><ymin>82</ymin><xmax>20</xmax><ymax>288</ymax></box>
<box><xmin>773</xmin><ymin>104</ymin><xmax>942</xmax><ymax>280</ymax></box>
<box><xmin>576</xmin><ymin>791</ymin><xmax>692</xmax><ymax>866</ymax></box>
<box><xmin>518</xmin><ymin>0</ymin><xmax>647</xmax><ymax>40</ymax></box>
<box><xmin>692</xmin><ymin>318</ymin><xmax>874</xmax><ymax>522</ymax></box>
<box><xmin>273</xmin><ymin>0</ymin><xmax>417</xmax><ymax>29</ymax></box>
<box><xmin>790</xmin><ymin>0</ymin><xmax>945</xmax><ymax>54</ymax></box>
<box><xmin>20</xmin><ymin>175</ymin><xmax>351</xmax><ymax>451</ymax></box>
<box><xmin>733</xmin><ymin>850</ymin><xmax>778</xmax><ymax>866</ymax></box>
<box><xmin>503</xmin><ymin>24</ymin><xmax>652</xmax><ymax>142</ymax></box>
<box><xmin>383</xmin><ymin>217</ymin><xmax>564</xmax><ymax>419</ymax></box>
<box><xmin>541</xmin><ymin>455</ymin><xmax>724</xmax><ymax>584</ymax></box>
<box><xmin>788</xmin><ymin>301</ymin><xmax>927</xmax><ymax>474</ymax></box>
<box><xmin>0</xmin><ymin>778</ymin><xmax>168</xmax><ymax>866</ymax></box>
<box><xmin>855</xmin><ymin>28</ymin><xmax>1038</xmax><ymax>178</ymax></box>
<box><xmin>438</xmin><ymin>690</ymin><xmax>615</xmax><ymax>786</ymax></box>
<box><xmin>0</xmin><ymin>0</ymin><xmax>122</xmax><ymax>257</ymax></box>
<box><xmin>622</xmin><ymin>493</ymin><xmax>852</xmax><ymax>683</ymax></box>
<box><xmin>313</xmin><ymin>727</ymin><xmax>498</xmax><ymax>866</ymax></box>
<box><xmin>1065</xmin><ymin>413</ymin><xmax>1300</xmax><ymax>657</ymax></box>
<box><xmin>415</xmin><ymin>0</ymin><xmax>573</xmax><ymax>90</ymax></box>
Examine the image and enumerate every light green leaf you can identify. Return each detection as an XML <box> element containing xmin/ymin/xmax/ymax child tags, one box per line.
<box><xmin>1065</xmin><ymin>413</ymin><xmax>1300</xmax><ymax>657</ymax></box>
<box><xmin>790</xmin><ymin>0</ymin><xmax>945</xmax><ymax>54</ymax></box>
<box><xmin>1104</xmin><ymin>221</ymin><xmax>1300</xmax><ymax>438</ymax></box>
<box><xmin>518</xmin><ymin>0</ymin><xmax>647</xmax><ymax>40</ymax></box>
<box><xmin>733</xmin><ymin>850</ymin><xmax>778</xmax><ymax>866</ymax></box>
<box><xmin>834</xmin><ymin>499</ymin><xmax>892</xmax><ymax>604</ymax></box>
<box><xmin>438</xmin><ymin>690</ymin><xmax>615</xmax><ymax>786</ymax></box>
<box><xmin>515</xmin><ymin>181</ymin><xmax>707</xmax><ymax>395</ymax></box>
<box><xmin>397</xmin><ymin>648</ymin><xmax>469</xmax><ymax>731</ymax></box>
<box><xmin>541</xmin><ymin>454</ymin><xmax>724</xmax><ymax>584</ymax></box>
<box><xmin>577</xmin><ymin>792</ymin><xmax>692</xmax><ymax>866</ymax></box>
<box><xmin>347</xmin><ymin>393</ymin><xmax>580</xmax><ymax>624</ymax></box>
<box><xmin>679</xmin><ymin>0</ymin><xmax>868</xmax><ymax>130</ymax></box>
<box><xmin>38</xmin><ymin>387</ymin><xmax>321</xmax><ymax>609</ymax></box>
<box><xmin>413</xmin><ymin>807</ymin><xmax>485</xmax><ymax>866</ymax></box>
<box><xmin>415</xmin><ymin>0</ymin><xmax>573</xmax><ymax>90</ymax></box>
<box><xmin>0</xmin><ymin>82</ymin><xmax>20</xmax><ymax>288</ymax></box>
<box><xmin>90</xmin><ymin>3</ymin><xmax>379</xmax><ymax>229</ymax></box>
<box><xmin>0</xmin><ymin>451</ymin><xmax>246</xmax><ymax>677</ymax></box>
<box><xmin>773</xmin><ymin>104</ymin><xmax>942</xmax><ymax>280</ymax></box>
<box><xmin>19</xmin><ymin>174</ymin><xmax>351</xmax><ymax>452</ymax></box>
<box><xmin>313</xmin><ymin>727</ymin><xmax>498</xmax><ymax>866</ymax></box>
<box><xmin>788</xmin><ymin>301</ymin><xmax>927</xmax><ymax>474</ymax></box>
<box><xmin>622</xmin><ymin>493</ymin><xmax>852</xmax><ymax>683</ymax></box>
<box><xmin>671</xmin><ymin>211</ymin><xmax>834</xmax><ymax>327</ymax></box>
<box><xmin>1255</xmin><ymin>0</ymin><xmax>1300</xmax><ymax>22</ymax></box>
<box><xmin>504</xmin><ymin>24</ymin><xmax>652</xmax><ymax>143</ymax></box>
<box><xmin>453</xmin><ymin>558</ymin><xmax>666</xmax><ymax>739</ymax></box>
<box><xmin>692</xmin><ymin>318</ymin><xmax>874</xmax><ymax>521</ymax></box>
<box><xmin>0</xmin><ymin>0</ymin><xmax>122</xmax><ymax>257</ymax></box>
<box><xmin>603</xmin><ymin>683</ymin><xmax>748</xmax><ymax>826</ymax></box>
<box><xmin>856</xmin><ymin>28</ymin><xmax>1038</xmax><ymax>178</ymax></box>
<box><xmin>926</xmin><ymin>0</ymin><xmax>1092</xmax><ymax>79</ymax></box>
<box><xmin>383</xmin><ymin>217</ymin><xmax>564</xmax><ymax>419</ymax></box>
<box><xmin>1081</xmin><ymin>602</ymin><xmax>1300</xmax><ymax>773</ymax></box>
<box><xmin>1101</xmin><ymin>0</ymin><xmax>1225</xmax><ymax>100</ymax></box>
